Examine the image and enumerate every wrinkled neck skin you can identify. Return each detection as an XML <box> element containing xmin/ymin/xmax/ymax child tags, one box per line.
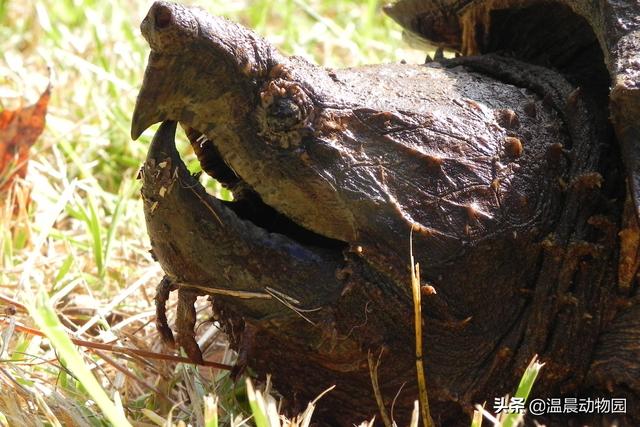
<box><xmin>133</xmin><ymin>2</ymin><xmax>617</xmax><ymax>423</ymax></box>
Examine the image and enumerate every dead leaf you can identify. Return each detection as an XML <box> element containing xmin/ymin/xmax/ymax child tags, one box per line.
<box><xmin>0</xmin><ymin>83</ymin><xmax>50</xmax><ymax>194</ymax></box>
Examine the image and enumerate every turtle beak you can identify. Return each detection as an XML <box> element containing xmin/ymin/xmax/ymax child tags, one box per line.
<box><xmin>131</xmin><ymin>1</ymin><xmax>284</xmax><ymax>141</ymax></box>
<box><xmin>131</xmin><ymin>83</ymin><xmax>160</xmax><ymax>140</ymax></box>
<box><xmin>132</xmin><ymin>1</ymin><xmax>195</xmax><ymax>140</ymax></box>
<box><xmin>131</xmin><ymin>54</ymin><xmax>176</xmax><ymax>140</ymax></box>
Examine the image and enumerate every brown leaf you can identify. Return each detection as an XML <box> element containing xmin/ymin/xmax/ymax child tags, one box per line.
<box><xmin>0</xmin><ymin>84</ymin><xmax>50</xmax><ymax>194</ymax></box>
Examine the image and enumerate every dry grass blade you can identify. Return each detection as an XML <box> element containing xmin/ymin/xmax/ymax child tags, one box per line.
<box><xmin>368</xmin><ymin>349</ymin><xmax>392</xmax><ymax>427</ymax></box>
<box><xmin>94</xmin><ymin>349</ymin><xmax>174</xmax><ymax>404</ymax></box>
<box><xmin>0</xmin><ymin>293</ymin><xmax>27</xmax><ymax>312</ymax></box>
<box><xmin>73</xmin><ymin>266</ymin><xmax>160</xmax><ymax>335</ymax></box>
<box><xmin>295</xmin><ymin>384</ymin><xmax>335</xmax><ymax>427</ymax></box>
<box><xmin>0</xmin><ymin>319</ymin><xmax>233</xmax><ymax>370</ymax></box>
<box><xmin>410</xmin><ymin>228</ymin><xmax>434</xmax><ymax>427</ymax></box>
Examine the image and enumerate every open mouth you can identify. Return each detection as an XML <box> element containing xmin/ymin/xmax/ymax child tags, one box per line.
<box><xmin>179</xmin><ymin>124</ymin><xmax>345</xmax><ymax>251</ymax></box>
<box><xmin>136</xmin><ymin>120</ymin><xmax>351</xmax><ymax>363</ymax></box>
<box><xmin>139</xmin><ymin>120</ymin><xmax>348</xmax><ymax>315</ymax></box>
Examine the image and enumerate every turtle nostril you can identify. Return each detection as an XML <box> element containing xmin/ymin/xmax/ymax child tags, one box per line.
<box><xmin>154</xmin><ymin>3</ymin><xmax>174</xmax><ymax>29</ymax></box>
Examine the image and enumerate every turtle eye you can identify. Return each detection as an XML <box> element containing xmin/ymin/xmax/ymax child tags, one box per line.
<box><xmin>266</xmin><ymin>97</ymin><xmax>302</xmax><ymax>131</ymax></box>
<box><xmin>257</xmin><ymin>77</ymin><xmax>313</xmax><ymax>149</ymax></box>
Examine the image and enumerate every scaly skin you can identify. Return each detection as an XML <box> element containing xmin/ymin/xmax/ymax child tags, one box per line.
<box><xmin>132</xmin><ymin>2</ymin><xmax>637</xmax><ymax>425</ymax></box>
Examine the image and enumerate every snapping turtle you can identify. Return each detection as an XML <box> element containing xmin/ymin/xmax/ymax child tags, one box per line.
<box><xmin>131</xmin><ymin>0</ymin><xmax>639</xmax><ymax>425</ymax></box>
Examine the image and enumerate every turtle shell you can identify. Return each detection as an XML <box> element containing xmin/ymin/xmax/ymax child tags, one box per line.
<box><xmin>385</xmin><ymin>0</ymin><xmax>640</xmax><ymax>420</ymax></box>
<box><xmin>385</xmin><ymin>0</ymin><xmax>640</xmax><ymax>218</ymax></box>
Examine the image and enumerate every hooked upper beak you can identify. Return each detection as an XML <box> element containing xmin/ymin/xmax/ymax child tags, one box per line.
<box><xmin>131</xmin><ymin>53</ymin><xmax>176</xmax><ymax>140</ymax></box>
<box><xmin>131</xmin><ymin>92</ymin><xmax>160</xmax><ymax>140</ymax></box>
<box><xmin>131</xmin><ymin>95</ymin><xmax>158</xmax><ymax>140</ymax></box>
<box><xmin>132</xmin><ymin>0</ymin><xmax>195</xmax><ymax>140</ymax></box>
<box><xmin>131</xmin><ymin>1</ymin><xmax>286</xmax><ymax>140</ymax></box>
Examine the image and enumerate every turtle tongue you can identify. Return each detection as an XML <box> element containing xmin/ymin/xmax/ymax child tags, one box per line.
<box><xmin>141</xmin><ymin>121</ymin><xmax>345</xmax><ymax>317</ymax></box>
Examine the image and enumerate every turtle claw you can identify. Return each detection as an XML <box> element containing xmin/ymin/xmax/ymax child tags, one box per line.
<box><xmin>176</xmin><ymin>287</ymin><xmax>204</xmax><ymax>364</ymax></box>
<box><xmin>153</xmin><ymin>278</ymin><xmax>204</xmax><ymax>363</ymax></box>
<box><xmin>230</xmin><ymin>322</ymin><xmax>258</xmax><ymax>381</ymax></box>
<box><xmin>154</xmin><ymin>276</ymin><xmax>176</xmax><ymax>346</ymax></box>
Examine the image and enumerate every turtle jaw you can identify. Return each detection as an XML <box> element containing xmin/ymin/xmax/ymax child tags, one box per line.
<box><xmin>141</xmin><ymin>120</ymin><xmax>347</xmax><ymax>363</ymax></box>
<box><xmin>141</xmin><ymin>121</ymin><xmax>346</xmax><ymax>319</ymax></box>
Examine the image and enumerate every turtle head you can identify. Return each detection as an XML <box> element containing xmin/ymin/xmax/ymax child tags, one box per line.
<box><xmin>132</xmin><ymin>1</ymin><xmax>356</xmax><ymax>241</ymax></box>
<box><xmin>131</xmin><ymin>1</ymin><xmax>284</xmax><ymax>136</ymax></box>
<box><xmin>131</xmin><ymin>0</ymin><xmax>282</xmax><ymax>140</ymax></box>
